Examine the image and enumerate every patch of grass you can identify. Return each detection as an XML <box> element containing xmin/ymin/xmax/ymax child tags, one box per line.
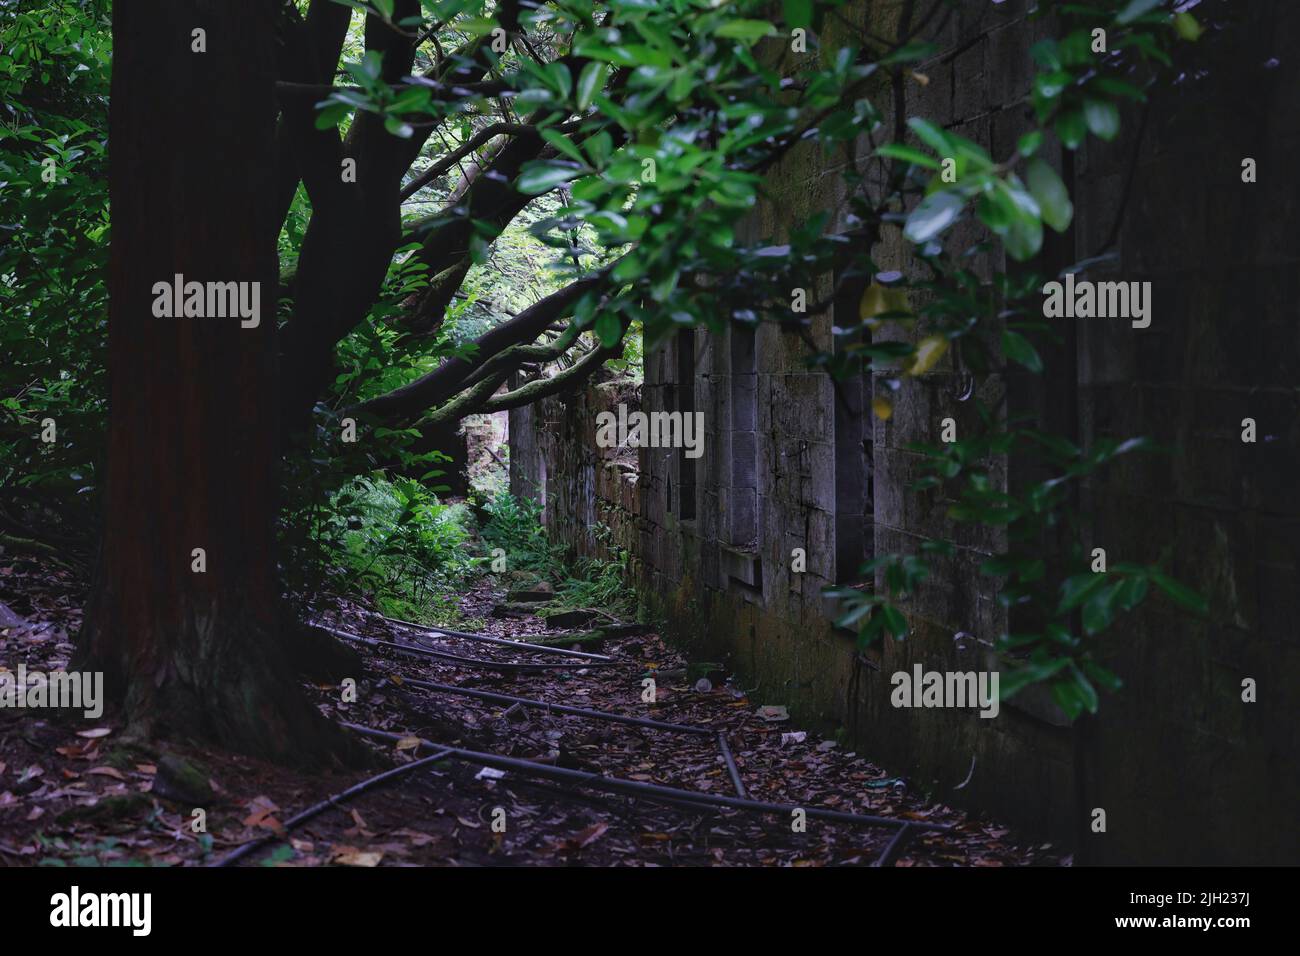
<box><xmin>377</xmin><ymin>590</ymin><xmax>485</xmax><ymax>631</ymax></box>
<box><xmin>552</xmin><ymin>552</ymin><xmax>637</xmax><ymax>621</ymax></box>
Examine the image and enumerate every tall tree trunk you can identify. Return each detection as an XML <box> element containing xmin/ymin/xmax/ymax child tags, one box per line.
<box><xmin>78</xmin><ymin>0</ymin><xmax>352</xmax><ymax>763</ymax></box>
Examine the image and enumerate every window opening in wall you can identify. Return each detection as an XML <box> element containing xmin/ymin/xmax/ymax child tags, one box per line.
<box><xmin>729</xmin><ymin>321</ymin><xmax>758</xmax><ymax>549</ymax></box>
<box><xmin>675</xmin><ymin>327</ymin><xmax>697</xmax><ymax>521</ymax></box>
<box><xmin>832</xmin><ymin>269</ymin><xmax>872</xmax><ymax>585</ymax></box>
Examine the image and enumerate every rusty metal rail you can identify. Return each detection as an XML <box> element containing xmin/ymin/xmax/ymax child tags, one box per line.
<box><xmin>871</xmin><ymin>823</ymin><xmax>917</xmax><ymax>867</ymax></box>
<box><xmin>342</xmin><ymin>722</ymin><xmax>950</xmax><ymax>843</ymax></box>
<box><xmin>401</xmin><ymin>677</ymin><xmax>714</xmax><ymax>736</ymax></box>
<box><xmin>400</xmin><ymin>676</ymin><xmax>753</xmax><ymax>800</ymax></box>
<box><xmin>380</xmin><ymin>614</ymin><xmax>615</xmax><ymax>662</ymax></box>
<box><xmin>211</xmin><ymin>747</ymin><xmax>454</xmax><ymax>867</ymax></box>
<box><xmin>309</xmin><ymin>614</ymin><xmax>941</xmax><ymax>865</ymax></box>
<box><xmin>321</xmin><ymin>624</ymin><xmax>626</xmax><ymax>672</ymax></box>
<box><xmin>717</xmin><ymin>732</ymin><xmax>748</xmax><ymax>799</ymax></box>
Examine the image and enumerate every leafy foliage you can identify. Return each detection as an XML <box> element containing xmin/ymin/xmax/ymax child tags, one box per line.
<box><xmin>0</xmin><ymin>0</ymin><xmax>110</xmax><ymax>550</ymax></box>
<box><xmin>294</xmin><ymin>470</ymin><xmax>477</xmax><ymax>623</ymax></box>
<box><xmin>810</xmin><ymin>0</ymin><xmax>1211</xmax><ymax>717</ymax></box>
<box><xmin>0</xmin><ymin>0</ymin><xmax>1215</xmax><ymax>719</ymax></box>
<box><xmin>550</xmin><ymin>538</ymin><xmax>637</xmax><ymax>622</ymax></box>
<box><xmin>479</xmin><ymin>490</ymin><xmax>564</xmax><ymax>581</ymax></box>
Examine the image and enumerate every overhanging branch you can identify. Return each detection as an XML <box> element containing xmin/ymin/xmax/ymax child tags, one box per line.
<box><xmin>481</xmin><ymin>340</ymin><xmax>622</xmax><ymax>414</ymax></box>
<box><xmin>354</xmin><ymin>259</ymin><xmax>621</xmax><ymax>422</ymax></box>
<box><xmin>399</xmin><ymin>122</ymin><xmax>535</xmax><ymax>201</ymax></box>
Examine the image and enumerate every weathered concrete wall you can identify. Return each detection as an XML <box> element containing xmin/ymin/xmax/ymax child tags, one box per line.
<box><xmin>509</xmin><ymin>371</ymin><xmax>640</xmax><ymax>564</ymax></box>
<box><xmin>510</xmin><ymin>0</ymin><xmax>1300</xmax><ymax>863</ymax></box>
<box><xmin>623</xmin><ymin>0</ymin><xmax>1086</xmax><ymax>850</ymax></box>
<box><xmin>1064</xmin><ymin>0</ymin><xmax>1300</xmax><ymax>864</ymax></box>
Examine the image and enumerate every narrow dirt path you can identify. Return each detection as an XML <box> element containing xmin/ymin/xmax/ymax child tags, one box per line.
<box><xmin>0</xmin><ymin>562</ymin><xmax>1063</xmax><ymax>867</ymax></box>
<box><xmin>285</xmin><ymin>583</ymin><xmax>1062</xmax><ymax>866</ymax></box>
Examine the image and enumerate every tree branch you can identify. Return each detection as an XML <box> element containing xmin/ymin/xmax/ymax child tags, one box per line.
<box><xmin>354</xmin><ymin>261</ymin><xmax>620</xmax><ymax>422</ymax></box>
<box><xmin>418</xmin><ymin>368</ymin><xmax>511</xmax><ymax>428</ymax></box>
<box><xmin>481</xmin><ymin>341</ymin><xmax>621</xmax><ymax>414</ymax></box>
<box><xmin>274</xmin><ymin>0</ymin><xmax>353</xmax><ymax>234</ymax></box>
<box><xmin>459</xmin><ymin>336</ymin><xmax>570</xmax><ymax>390</ymax></box>
<box><xmin>422</xmin><ymin>337</ymin><xmax>621</xmax><ymax>429</ymax></box>
<box><xmin>399</xmin><ymin>122</ymin><xmax>534</xmax><ymax>201</ymax></box>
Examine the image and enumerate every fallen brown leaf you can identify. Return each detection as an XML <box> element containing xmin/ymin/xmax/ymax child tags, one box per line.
<box><xmin>573</xmin><ymin>821</ymin><xmax>608</xmax><ymax>848</ymax></box>
<box><xmin>332</xmin><ymin>846</ymin><xmax>383</xmax><ymax>867</ymax></box>
<box><xmin>87</xmin><ymin>766</ymin><xmax>127</xmax><ymax>780</ymax></box>
<box><xmin>391</xmin><ymin>828</ymin><xmax>439</xmax><ymax>847</ymax></box>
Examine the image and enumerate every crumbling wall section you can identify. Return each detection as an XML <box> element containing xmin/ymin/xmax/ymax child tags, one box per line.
<box><xmin>509</xmin><ymin>374</ymin><xmax>641</xmax><ymax>566</ymax></box>
<box><xmin>510</xmin><ymin>0</ymin><xmax>1300</xmax><ymax>863</ymax></box>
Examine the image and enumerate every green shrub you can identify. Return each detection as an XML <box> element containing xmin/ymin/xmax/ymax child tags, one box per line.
<box><xmin>552</xmin><ymin>551</ymin><xmax>637</xmax><ymax>621</ymax></box>
<box><xmin>283</xmin><ymin>471</ymin><xmax>477</xmax><ymax>625</ymax></box>
<box><xmin>479</xmin><ymin>491</ymin><xmax>563</xmax><ymax>580</ymax></box>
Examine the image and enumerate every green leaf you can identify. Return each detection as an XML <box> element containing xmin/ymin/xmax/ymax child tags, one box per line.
<box><xmin>1082</xmin><ymin>659</ymin><xmax>1124</xmax><ymax>693</ymax></box>
<box><xmin>1050</xmin><ymin>679</ymin><xmax>1086</xmax><ymax>721</ymax></box>
<box><xmin>383</xmin><ymin>116</ymin><xmax>414</xmax><ymax>139</ymax></box>
<box><xmin>390</xmin><ymin>86</ymin><xmax>430</xmax><ymax>113</ymax></box>
<box><xmin>358</xmin><ymin>49</ymin><xmax>383</xmax><ymax>83</ymax></box>
<box><xmin>1083</xmin><ymin>98</ymin><xmax>1120</xmax><ymax>141</ymax></box>
<box><xmin>834</xmin><ymin>599</ymin><xmax>874</xmax><ymax>630</ymax></box>
<box><xmin>1151</xmin><ymin>571</ymin><xmax>1208</xmax><ymax>614</ymax></box>
<box><xmin>1003</xmin><ymin>210</ymin><xmax>1043</xmax><ymax>261</ymax></box>
<box><xmin>879</xmin><ymin>604</ymin><xmax>908</xmax><ymax>638</ymax></box>
<box><xmin>1030</xmin><ymin>39</ymin><xmax>1062</xmax><ymax>72</ymax></box>
<box><xmin>906</xmin><ymin>117</ymin><xmax>953</xmax><ymax>156</ymax></box>
<box><xmin>1172</xmin><ymin>11</ymin><xmax>1204</xmax><ymax>41</ymax></box>
<box><xmin>611</xmin><ymin>255</ymin><xmax>645</xmax><ymax>282</ymax></box>
<box><xmin>540</xmin><ymin>128</ymin><xmax>586</xmax><ymax>165</ymax></box>
<box><xmin>977</xmin><ymin>188</ymin><xmax>1015</xmax><ymax>234</ymax></box>
<box><xmin>1001</xmin><ymin>330</ymin><xmax>1043</xmax><ymax>373</ymax></box>
<box><xmin>1116</xmin><ymin>574</ymin><xmax>1149</xmax><ymax>611</ymax></box>
<box><xmin>582</xmin><ymin>131</ymin><xmax>614</xmax><ymax>168</ymax></box>
<box><xmin>876</xmin><ymin>143</ymin><xmax>940</xmax><ymax>169</ymax></box>
<box><xmin>1091</xmin><ymin>76</ymin><xmax>1147</xmax><ymax>101</ymax></box>
<box><xmin>1016</xmin><ymin>130</ymin><xmax>1044</xmax><ymax>157</ymax></box>
<box><xmin>516</xmin><ymin>161</ymin><xmax>578</xmax><ymax>194</ymax></box>
<box><xmin>715</xmin><ymin>20</ymin><xmax>777</xmax><ymax>42</ymax></box>
<box><xmin>1082</xmin><ymin>581</ymin><xmax>1123</xmax><ymax>635</ymax></box>
<box><xmin>860</xmin><ymin>611</ymin><xmax>887</xmax><ymax>645</ymax></box>
<box><xmin>1116</xmin><ymin>0</ymin><xmax>1165</xmax><ymax>26</ymax></box>
<box><xmin>594</xmin><ymin>312</ymin><xmax>623</xmax><ymax>347</ymax></box>
<box><xmin>545</xmin><ymin>62</ymin><xmax>572</xmax><ymax>99</ymax></box>
<box><xmin>1070</xmin><ymin>665</ymin><xmax>1099</xmax><ymax>713</ymax></box>
<box><xmin>1055</xmin><ymin>108</ymin><xmax>1087</xmax><ymax>150</ymax></box>
<box><xmin>1025</xmin><ymin>157</ymin><xmax>1073</xmax><ymax>232</ymax></box>
<box><xmin>783</xmin><ymin>0</ymin><xmax>813</xmax><ymax>31</ymax></box>
<box><xmin>881</xmin><ymin>41</ymin><xmax>937</xmax><ymax>65</ymax></box>
<box><xmin>1066</xmin><ymin>671</ymin><xmax>1097</xmax><ymax>712</ymax></box>
<box><xmin>576</xmin><ymin>61</ymin><xmax>605</xmax><ymax>111</ymax></box>
<box><xmin>999</xmin><ymin>658</ymin><xmax>1070</xmax><ymax>699</ymax></box>
<box><xmin>903</xmin><ymin>189</ymin><xmax>963</xmax><ymax>243</ymax></box>
<box><xmin>313</xmin><ymin>102</ymin><xmax>351</xmax><ymax>130</ymax></box>
<box><xmin>1058</xmin><ymin>572</ymin><xmax>1107</xmax><ymax>614</ymax></box>
<box><xmin>259</xmin><ymin>844</ymin><xmax>296</xmax><ymax>867</ymax></box>
<box><xmin>1034</xmin><ymin>69</ymin><xmax>1072</xmax><ymax>103</ymax></box>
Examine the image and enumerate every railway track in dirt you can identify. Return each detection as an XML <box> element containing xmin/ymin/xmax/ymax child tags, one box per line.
<box><xmin>210</xmin><ymin>602</ymin><xmax>1013</xmax><ymax>867</ymax></box>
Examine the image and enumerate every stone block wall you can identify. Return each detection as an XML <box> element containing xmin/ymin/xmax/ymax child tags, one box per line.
<box><xmin>509</xmin><ymin>372</ymin><xmax>641</xmax><ymax>566</ymax></box>
<box><xmin>510</xmin><ymin>0</ymin><xmax>1300</xmax><ymax>863</ymax></box>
